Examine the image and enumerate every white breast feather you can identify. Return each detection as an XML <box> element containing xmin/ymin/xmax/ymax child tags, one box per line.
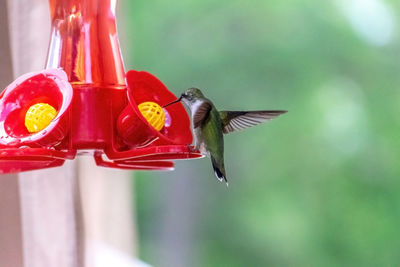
<box><xmin>190</xmin><ymin>100</ymin><xmax>210</xmax><ymax>156</ymax></box>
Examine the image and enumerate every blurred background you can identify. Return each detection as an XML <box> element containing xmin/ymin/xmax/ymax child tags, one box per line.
<box><xmin>117</xmin><ymin>0</ymin><xmax>400</xmax><ymax>266</ymax></box>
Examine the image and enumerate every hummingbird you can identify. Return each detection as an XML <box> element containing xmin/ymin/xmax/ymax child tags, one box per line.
<box><xmin>164</xmin><ymin>88</ymin><xmax>287</xmax><ymax>184</ymax></box>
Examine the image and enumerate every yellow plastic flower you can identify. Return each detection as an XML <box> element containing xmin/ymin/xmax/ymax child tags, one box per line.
<box><xmin>138</xmin><ymin>102</ymin><xmax>165</xmax><ymax>131</ymax></box>
<box><xmin>25</xmin><ymin>103</ymin><xmax>57</xmax><ymax>133</ymax></box>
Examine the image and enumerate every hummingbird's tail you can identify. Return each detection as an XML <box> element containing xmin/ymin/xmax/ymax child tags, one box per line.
<box><xmin>211</xmin><ymin>156</ymin><xmax>227</xmax><ymax>184</ymax></box>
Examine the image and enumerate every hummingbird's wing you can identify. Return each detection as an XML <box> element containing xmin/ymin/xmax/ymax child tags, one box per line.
<box><xmin>193</xmin><ymin>102</ymin><xmax>212</xmax><ymax>128</ymax></box>
<box><xmin>219</xmin><ymin>110</ymin><xmax>287</xmax><ymax>134</ymax></box>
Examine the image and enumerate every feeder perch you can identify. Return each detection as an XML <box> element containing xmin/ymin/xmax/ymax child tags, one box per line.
<box><xmin>0</xmin><ymin>0</ymin><xmax>202</xmax><ymax>174</ymax></box>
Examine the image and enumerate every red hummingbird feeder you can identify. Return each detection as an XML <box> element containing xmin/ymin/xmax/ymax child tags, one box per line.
<box><xmin>0</xmin><ymin>0</ymin><xmax>202</xmax><ymax>174</ymax></box>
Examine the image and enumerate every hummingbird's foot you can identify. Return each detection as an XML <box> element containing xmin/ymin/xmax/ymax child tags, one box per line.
<box><xmin>186</xmin><ymin>144</ymin><xmax>196</xmax><ymax>152</ymax></box>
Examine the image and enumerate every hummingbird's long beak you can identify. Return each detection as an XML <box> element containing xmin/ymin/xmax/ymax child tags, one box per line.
<box><xmin>163</xmin><ymin>95</ymin><xmax>182</xmax><ymax>108</ymax></box>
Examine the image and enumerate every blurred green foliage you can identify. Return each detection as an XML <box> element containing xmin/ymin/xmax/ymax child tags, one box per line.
<box><xmin>119</xmin><ymin>0</ymin><xmax>400</xmax><ymax>266</ymax></box>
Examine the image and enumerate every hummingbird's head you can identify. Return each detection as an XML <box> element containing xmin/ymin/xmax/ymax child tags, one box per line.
<box><xmin>163</xmin><ymin>88</ymin><xmax>205</xmax><ymax>108</ymax></box>
<box><xmin>180</xmin><ymin>88</ymin><xmax>204</xmax><ymax>103</ymax></box>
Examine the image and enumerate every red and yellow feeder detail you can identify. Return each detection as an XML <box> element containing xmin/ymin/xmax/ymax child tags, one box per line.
<box><xmin>25</xmin><ymin>103</ymin><xmax>57</xmax><ymax>133</ymax></box>
<box><xmin>138</xmin><ymin>101</ymin><xmax>165</xmax><ymax>131</ymax></box>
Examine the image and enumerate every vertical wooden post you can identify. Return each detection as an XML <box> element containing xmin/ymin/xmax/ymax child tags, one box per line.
<box><xmin>78</xmin><ymin>157</ymin><xmax>137</xmax><ymax>261</ymax></box>
<box><xmin>0</xmin><ymin>1</ymin><xmax>24</xmax><ymax>266</ymax></box>
<box><xmin>7</xmin><ymin>0</ymin><xmax>85</xmax><ymax>266</ymax></box>
<box><xmin>1</xmin><ymin>1</ymin><xmax>138</xmax><ymax>266</ymax></box>
<box><xmin>0</xmin><ymin>173</ymin><xmax>23</xmax><ymax>267</ymax></box>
